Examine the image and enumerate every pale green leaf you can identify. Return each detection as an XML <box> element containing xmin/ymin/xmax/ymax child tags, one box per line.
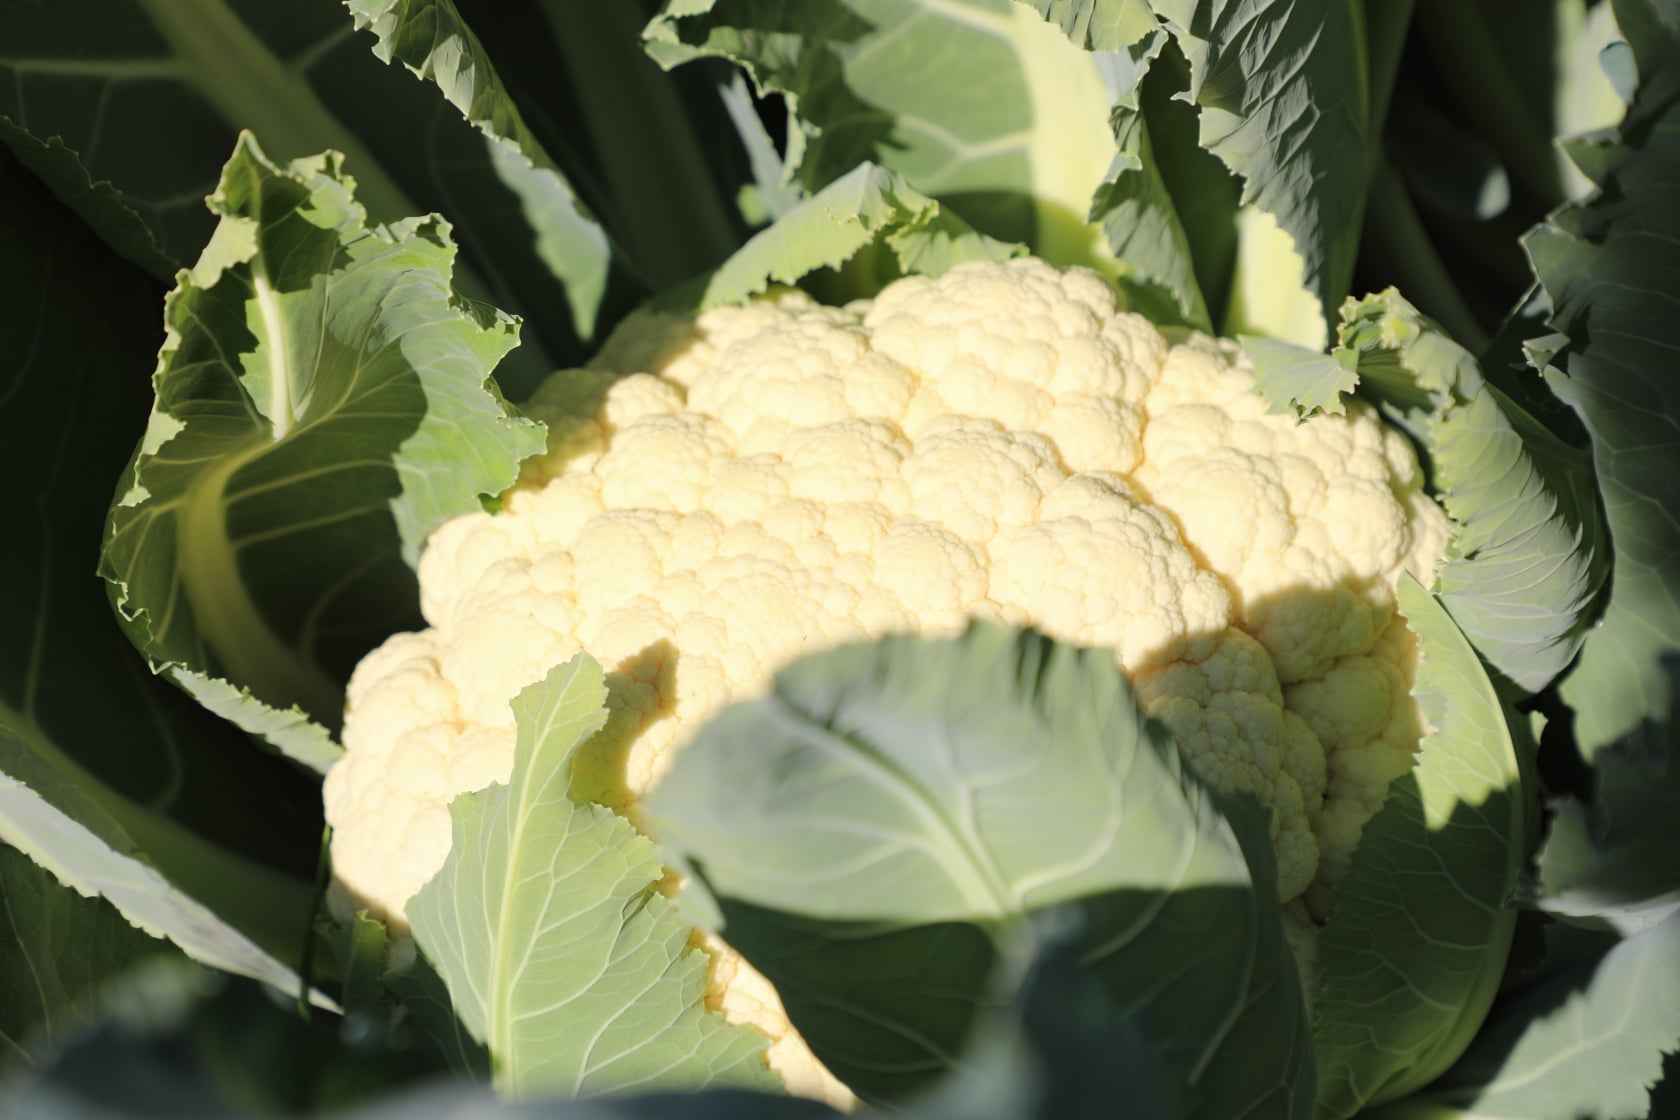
<box><xmin>1532</xmin><ymin>657</ymin><xmax>1680</xmax><ymax>935</ymax></box>
<box><xmin>408</xmin><ymin>656</ymin><xmax>777</xmax><ymax>1100</ymax></box>
<box><xmin>0</xmin><ymin>776</ymin><xmax>316</xmax><ymax>1007</ymax></box>
<box><xmin>1311</xmin><ymin>578</ymin><xmax>1525</xmax><ymax>1118</ymax></box>
<box><xmin>100</xmin><ymin>133</ymin><xmax>543</xmax><ymax>768</ymax></box>
<box><xmin>691</xmin><ymin>162</ymin><xmax>1022</xmax><ymax>309</ymax></box>
<box><xmin>1021</xmin><ymin>0</ymin><xmax>1157</xmax><ymax>52</ymax></box>
<box><xmin>1240</xmin><ymin>335</ymin><xmax>1360</xmax><ymax>418</ymax></box>
<box><xmin>652</xmin><ymin>624</ymin><xmax>1312</xmax><ymax>1116</ymax></box>
<box><xmin>646</xmin><ymin>0</ymin><xmax>1120</xmax><ymax>279</ymax></box>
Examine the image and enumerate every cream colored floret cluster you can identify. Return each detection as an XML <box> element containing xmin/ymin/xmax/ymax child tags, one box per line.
<box><xmin>323</xmin><ymin>259</ymin><xmax>1449</xmax><ymax>1105</ymax></box>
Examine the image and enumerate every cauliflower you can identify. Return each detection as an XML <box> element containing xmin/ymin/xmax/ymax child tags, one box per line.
<box><xmin>323</xmin><ymin>258</ymin><xmax>1449</xmax><ymax>1106</ymax></box>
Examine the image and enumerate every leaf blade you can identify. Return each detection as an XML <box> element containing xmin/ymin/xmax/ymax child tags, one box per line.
<box><xmin>408</xmin><ymin>656</ymin><xmax>777</xmax><ymax>1100</ymax></box>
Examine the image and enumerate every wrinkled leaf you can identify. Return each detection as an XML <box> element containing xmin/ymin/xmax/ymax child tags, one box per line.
<box><xmin>1527</xmin><ymin>0</ymin><xmax>1680</xmax><ymax>756</ymax></box>
<box><xmin>408</xmin><ymin>656</ymin><xmax>777</xmax><ymax>1100</ymax></box>
<box><xmin>1148</xmin><ymin>0</ymin><xmax>1367</xmax><ymax>343</ymax></box>
<box><xmin>690</xmin><ymin>162</ymin><xmax>1022</xmax><ymax>309</ymax></box>
<box><xmin>653</xmin><ymin>623</ymin><xmax>1312</xmax><ymax>1117</ymax></box>
<box><xmin>0</xmin><ymin>141</ymin><xmax>324</xmax><ymax>997</ymax></box>
<box><xmin>100</xmin><ymin>133</ymin><xmax>542</xmax><ymax>769</ymax></box>
<box><xmin>1085</xmin><ymin>29</ymin><xmax>1220</xmax><ymax>328</ymax></box>
<box><xmin>1311</xmin><ymin>577</ymin><xmax>1525</xmax><ymax>1117</ymax></box>
<box><xmin>1247</xmin><ymin>291</ymin><xmax>1609</xmax><ymax>696</ymax></box>
<box><xmin>1023</xmin><ymin>0</ymin><xmax>1157</xmax><ymax>51</ymax></box>
<box><xmin>647</xmin><ymin>0</ymin><xmax>1119</xmax><ymax>278</ymax></box>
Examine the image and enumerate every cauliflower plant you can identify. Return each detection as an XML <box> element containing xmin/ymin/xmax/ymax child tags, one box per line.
<box><xmin>324</xmin><ymin>258</ymin><xmax>1449</xmax><ymax>1105</ymax></box>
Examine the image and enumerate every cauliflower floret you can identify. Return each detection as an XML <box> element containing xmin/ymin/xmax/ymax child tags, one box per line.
<box><xmin>324</xmin><ymin>258</ymin><xmax>1450</xmax><ymax>1109</ymax></box>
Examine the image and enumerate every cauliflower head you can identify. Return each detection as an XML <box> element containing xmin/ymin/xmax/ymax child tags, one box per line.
<box><xmin>323</xmin><ymin>258</ymin><xmax>1449</xmax><ymax>1104</ymax></box>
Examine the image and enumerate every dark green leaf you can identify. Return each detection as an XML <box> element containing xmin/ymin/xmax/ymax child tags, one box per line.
<box><xmin>1533</xmin><ymin>658</ymin><xmax>1680</xmax><ymax>934</ymax></box>
<box><xmin>0</xmin><ymin>845</ymin><xmax>177</xmax><ymax>1075</ymax></box>
<box><xmin>0</xmin><ymin>140</ymin><xmax>325</xmax><ymax>997</ymax></box>
<box><xmin>1391</xmin><ymin>910</ymin><xmax>1680</xmax><ymax>1120</ymax></box>
<box><xmin>347</xmin><ymin>0</ymin><xmax>614</xmax><ymax>339</ymax></box>
<box><xmin>1527</xmin><ymin>0</ymin><xmax>1680</xmax><ymax>756</ymax></box>
<box><xmin>100</xmin><ymin>133</ymin><xmax>543</xmax><ymax>767</ymax></box>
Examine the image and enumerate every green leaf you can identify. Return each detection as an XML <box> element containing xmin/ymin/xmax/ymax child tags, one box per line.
<box><xmin>652</xmin><ymin>623</ymin><xmax>1313</xmax><ymax>1116</ymax></box>
<box><xmin>1310</xmin><ymin>577</ymin><xmax>1525</xmax><ymax>1118</ymax></box>
<box><xmin>0</xmin><ymin>775</ymin><xmax>320</xmax><ymax>1011</ymax></box>
<box><xmin>1526</xmin><ymin>0</ymin><xmax>1680</xmax><ymax>757</ymax></box>
<box><xmin>0</xmin><ymin>844</ymin><xmax>178</xmax><ymax>1074</ymax></box>
<box><xmin>0</xmin><ymin>0</ymin><xmax>581</xmax><ymax>391</ymax></box>
<box><xmin>1085</xmin><ymin>29</ymin><xmax>1221</xmax><ymax>329</ymax></box>
<box><xmin>1249</xmin><ymin>291</ymin><xmax>1610</xmax><ymax>696</ymax></box>
<box><xmin>646</xmin><ymin>0</ymin><xmax>1120</xmax><ymax>278</ymax></box>
<box><xmin>347</xmin><ymin>0</ymin><xmax>614</xmax><ymax>340</ymax></box>
<box><xmin>1532</xmin><ymin>658</ymin><xmax>1680</xmax><ymax>935</ymax></box>
<box><xmin>332</xmin><ymin>911</ymin><xmax>488</xmax><ymax>1079</ymax></box>
<box><xmin>689</xmin><ymin>162</ymin><xmax>1022</xmax><ymax>309</ymax></box>
<box><xmin>407</xmin><ymin>656</ymin><xmax>777</xmax><ymax>1100</ymax></box>
<box><xmin>100</xmin><ymin>133</ymin><xmax>542</xmax><ymax>768</ymax></box>
<box><xmin>1388</xmin><ymin>910</ymin><xmax>1680</xmax><ymax>1120</ymax></box>
<box><xmin>1241</xmin><ymin>336</ymin><xmax>1360</xmax><ymax>418</ymax></box>
<box><xmin>1022</xmin><ymin>0</ymin><xmax>1157</xmax><ymax>51</ymax></box>
<box><xmin>1147</xmin><ymin>0</ymin><xmax>1369</xmax><ymax>343</ymax></box>
<box><xmin>2</xmin><ymin>959</ymin><xmax>432</xmax><ymax>1117</ymax></box>
<box><xmin>0</xmin><ymin>140</ymin><xmax>326</xmax><ymax>1001</ymax></box>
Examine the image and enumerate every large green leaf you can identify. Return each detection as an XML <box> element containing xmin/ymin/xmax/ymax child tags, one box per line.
<box><xmin>1083</xmin><ymin>30</ymin><xmax>1222</xmax><ymax>329</ymax></box>
<box><xmin>347</xmin><ymin>0</ymin><xmax>614</xmax><ymax>340</ymax></box>
<box><xmin>407</xmin><ymin>656</ymin><xmax>778</xmax><ymax>1100</ymax></box>
<box><xmin>1023</xmin><ymin>0</ymin><xmax>1155</xmax><ymax>50</ymax></box>
<box><xmin>1244</xmin><ymin>292</ymin><xmax>1610</xmax><ymax>696</ymax></box>
<box><xmin>100</xmin><ymin>133</ymin><xmax>543</xmax><ymax>770</ymax></box>
<box><xmin>1379</xmin><ymin>910</ymin><xmax>1680</xmax><ymax>1120</ymax></box>
<box><xmin>0</xmin><ymin>0</ymin><xmax>584</xmax><ymax>391</ymax></box>
<box><xmin>1149</xmin><ymin>0</ymin><xmax>1368</xmax><ymax>342</ymax></box>
<box><xmin>652</xmin><ymin>623</ymin><xmax>1313</xmax><ymax>1116</ymax></box>
<box><xmin>1526</xmin><ymin>0</ymin><xmax>1680</xmax><ymax>758</ymax></box>
<box><xmin>1532</xmin><ymin>657</ymin><xmax>1680</xmax><ymax>935</ymax></box>
<box><xmin>0</xmin><ymin>141</ymin><xmax>326</xmax><ymax>999</ymax></box>
<box><xmin>445</xmin><ymin>0</ymin><xmax>747</xmax><ymax>291</ymax></box>
<box><xmin>688</xmin><ymin>162</ymin><xmax>1022</xmax><ymax>309</ymax></box>
<box><xmin>1024</xmin><ymin>0</ymin><xmax>1372</xmax><ymax>341</ymax></box>
<box><xmin>0</xmin><ymin>844</ymin><xmax>178</xmax><ymax>1075</ymax></box>
<box><xmin>1309</xmin><ymin>578</ymin><xmax>1525</xmax><ymax>1118</ymax></box>
<box><xmin>646</xmin><ymin>0</ymin><xmax>1122</xmax><ymax>280</ymax></box>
